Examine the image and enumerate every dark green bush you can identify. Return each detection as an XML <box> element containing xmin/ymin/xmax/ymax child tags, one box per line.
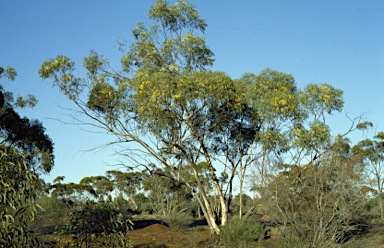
<box><xmin>55</xmin><ymin>200</ymin><xmax>133</xmax><ymax>247</ymax></box>
<box><xmin>220</xmin><ymin>216</ymin><xmax>266</xmax><ymax>248</ymax></box>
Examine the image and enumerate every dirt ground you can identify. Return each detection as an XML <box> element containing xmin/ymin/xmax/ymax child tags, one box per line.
<box><xmin>37</xmin><ymin>216</ymin><xmax>384</xmax><ymax>247</ymax></box>
<box><xmin>128</xmin><ymin>223</ymin><xmax>210</xmax><ymax>247</ymax></box>
<box><xmin>38</xmin><ymin>219</ymin><xmax>214</xmax><ymax>248</ymax></box>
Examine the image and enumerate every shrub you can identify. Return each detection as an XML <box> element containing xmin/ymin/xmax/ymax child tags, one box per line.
<box><xmin>0</xmin><ymin>144</ymin><xmax>41</xmax><ymax>247</ymax></box>
<box><xmin>55</xmin><ymin>200</ymin><xmax>134</xmax><ymax>247</ymax></box>
<box><xmin>161</xmin><ymin>210</ymin><xmax>194</xmax><ymax>230</ymax></box>
<box><xmin>37</xmin><ymin>194</ymin><xmax>69</xmax><ymax>215</ymax></box>
<box><xmin>137</xmin><ymin>202</ymin><xmax>155</xmax><ymax>215</ymax></box>
<box><xmin>178</xmin><ymin>200</ymin><xmax>199</xmax><ymax>218</ymax></box>
<box><xmin>220</xmin><ymin>216</ymin><xmax>266</xmax><ymax>247</ymax></box>
<box><xmin>27</xmin><ymin>194</ymin><xmax>72</xmax><ymax>236</ymax></box>
<box><xmin>114</xmin><ymin>196</ymin><xmax>137</xmax><ymax>217</ymax></box>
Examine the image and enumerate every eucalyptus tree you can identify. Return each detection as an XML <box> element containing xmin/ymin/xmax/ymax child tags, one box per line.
<box><xmin>0</xmin><ymin>65</ymin><xmax>53</xmax><ymax>246</ymax></box>
<box><xmin>1</xmin><ymin>66</ymin><xmax>40</xmax><ymax>247</ymax></box>
<box><xmin>39</xmin><ymin>0</ymin><xmax>224</xmax><ymax>234</ymax></box>
<box><xmin>352</xmin><ymin>131</ymin><xmax>384</xmax><ymax>219</ymax></box>
<box><xmin>106</xmin><ymin>170</ymin><xmax>143</xmax><ymax>210</ymax></box>
<box><xmin>39</xmin><ymin>0</ymin><xmax>352</xmax><ymax>235</ymax></box>
<box><xmin>0</xmin><ymin>66</ymin><xmax>54</xmax><ymax>174</ymax></box>
<box><xmin>79</xmin><ymin>176</ymin><xmax>114</xmax><ymax>201</ymax></box>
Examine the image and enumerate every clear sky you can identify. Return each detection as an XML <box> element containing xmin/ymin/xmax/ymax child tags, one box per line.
<box><xmin>1</xmin><ymin>0</ymin><xmax>384</xmax><ymax>187</ymax></box>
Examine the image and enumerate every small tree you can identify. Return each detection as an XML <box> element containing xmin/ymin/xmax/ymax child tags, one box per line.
<box><xmin>0</xmin><ymin>144</ymin><xmax>42</xmax><ymax>247</ymax></box>
<box><xmin>0</xmin><ymin>65</ymin><xmax>53</xmax><ymax>246</ymax></box>
<box><xmin>259</xmin><ymin>138</ymin><xmax>368</xmax><ymax>246</ymax></box>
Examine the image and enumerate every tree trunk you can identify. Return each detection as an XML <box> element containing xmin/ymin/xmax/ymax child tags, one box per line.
<box><xmin>194</xmin><ymin>133</ymin><xmax>229</xmax><ymax>227</ymax></box>
<box><xmin>239</xmin><ymin>178</ymin><xmax>243</xmax><ymax>218</ymax></box>
<box><xmin>168</xmin><ymin>148</ymin><xmax>222</xmax><ymax>235</ymax></box>
<box><xmin>380</xmin><ymin>194</ymin><xmax>384</xmax><ymax>219</ymax></box>
<box><xmin>188</xmin><ymin>160</ymin><xmax>221</xmax><ymax>234</ymax></box>
<box><xmin>377</xmin><ymin>180</ymin><xmax>383</xmax><ymax>219</ymax></box>
<box><xmin>201</xmin><ymin>147</ymin><xmax>228</xmax><ymax>226</ymax></box>
<box><xmin>219</xmin><ymin>190</ymin><xmax>228</xmax><ymax>226</ymax></box>
<box><xmin>244</xmin><ymin>203</ymin><xmax>258</xmax><ymax>220</ymax></box>
<box><xmin>198</xmin><ymin>204</ymin><xmax>201</xmax><ymax>219</ymax></box>
<box><xmin>127</xmin><ymin>195</ymin><xmax>138</xmax><ymax>211</ymax></box>
<box><xmin>226</xmin><ymin>167</ymin><xmax>236</xmax><ymax>215</ymax></box>
<box><xmin>193</xmin><ymin>191</ymin><xmax>220</xmax><ymax>234</ymax></box>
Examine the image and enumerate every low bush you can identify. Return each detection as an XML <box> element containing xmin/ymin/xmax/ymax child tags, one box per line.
<box><xmin>37</xmin><ymin>195</ymin><xmax>70</xmax><ymax>214</ymax></box>
<box><xmin>161</xmin><ymin>210</ymin><xmax>194</xmax><ymax>230</ymax></box>
<box><xmin>27</xmin><ymin>195</ymin><xmax>72</xmax><ymax>236</ymax></box>
<box><xmin>137</xmin><ymin>202</ymin><xmax>155</xmax><ymax>215</ymax></box>
<box><xmin>55</xmin><ymin>200</ymin><xmax>134</xmax><ymax>248</ymax></box>
<box><xmin>220</xmin><ymin>216</ymin><xmax>266</xmax><ymax>247</ymax></box>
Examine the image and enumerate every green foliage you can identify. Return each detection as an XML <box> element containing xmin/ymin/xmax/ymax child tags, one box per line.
<box><xmin>351</xmin><ymin>131</ymin><xmax>384</xmax><ymax>219</ymax></box>
<box><xmin>275</xmin><ymin>234</ymin><xmax>305</xmax><ymax>248</ymax></box>
<box><xmin>113</xmin><ymin>196</ymin><xmax>136</xmax><ymax>217</ymax></box>
<box><xmin>0</xmin><ymin>66</ymin><xmax>37</xmax><ymax>109</ymax></box>
<box><xmin>161</xmin><ymin>210</ymin><xmax>194</xmax><ymax>230</ymax></box>
<box><xmin>48</xmin><ymin>176</ymin><xmax>98</xmax><ymax>203</ymax></box>
<box><xmin>26</xmin><ymin>194</ymin><xmax>73</xmax><ymax>241</ymax></box>
<box><xmin>137</xmin><ymin>202</ymin><xmax>155</xmax><ymax>215</ymax></box>
<box><xmin>356</xmin><ymin>121</ymin><xmax>373</xmax><ymax>130</ymax></box>
<box><xmin>0</xmin><ymin>104</ymin><xmax>54</xmax><ymax>172</ymax></box>
<box><xmin>39</xmin><ymin>56</ymin><xmax>85</xmax><ymax>99</ymax></box>
<box><xmin>0</xmin><ymin>144</ymin><xmax>42</xmax><ymax>247</ymax></box>
<box><xmin>0</xmin><ymin>66</ymin><xmax>53</xmax><ymax>173</ymax></box>
<box><xmin>0</xmin><ymin>66</ymin><xmax>17</xmax><ymax>81</ymax></box>
<box><xmin>106</xmin><ymin>170</ymin><xmax>143</xmax><ymax>210</ymax></box>
<box><xmin>79</xmin><ymin>175</ymin><xmax>114</xmax><ymax>201</ymax></box>
<box><xmin>229</xmin><ymin>194</ymin><xmax>254</xmax><ymax>216</ymax></box>
<box><xmin>36</xmin><ymin>194</ymin><xmax>62</xmax><ymax>210</ymax></box>
<box><xmin>220</xmin><ymin>216</ymin><xmax>266</xmax><ymax>247</ymax></box>
<box><xmin>55</xmin><ymin>200</ymin><xmax>134</xmax><ymax>248</ymax></box>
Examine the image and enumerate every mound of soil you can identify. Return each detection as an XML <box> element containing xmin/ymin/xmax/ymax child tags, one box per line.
<box><xmin>134</xmin><ymin>223</ymin><xmax>169</xmax><ymax>234</ymax></box>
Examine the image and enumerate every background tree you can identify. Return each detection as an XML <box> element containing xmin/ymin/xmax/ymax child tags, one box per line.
<box><xmin>79</xmin><ymin>175</ymin><xmax>114</xmax><ymax>201</ymax></box>
<box><xmin>0</xmin><ymin>66</ymin><xmax>54</xmax><ymax>173</ymax></box>
<box><xmin>352</xmin><ymin>131</ymin><xmax>384</xmax><ymax>219</ymax></box>
<box><xmin>0</xmin><ymin>65</ymin><xmax>54</xmax><ymax>246</ymax></box>
<box><xmin>141</xmin><ymin>165</ymin><xmax>194</xmax><ymax>216</ymax></box>
<box><xmin>106</xmin><ymin>170</ymin><xmax>143</xmax><ymax>210</ymax></box>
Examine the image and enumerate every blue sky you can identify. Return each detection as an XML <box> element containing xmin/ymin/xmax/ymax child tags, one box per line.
<box><xmin>1</xmin><ymin>0</ymin><xmax>384</xmax><ymax>188</ymax></box>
